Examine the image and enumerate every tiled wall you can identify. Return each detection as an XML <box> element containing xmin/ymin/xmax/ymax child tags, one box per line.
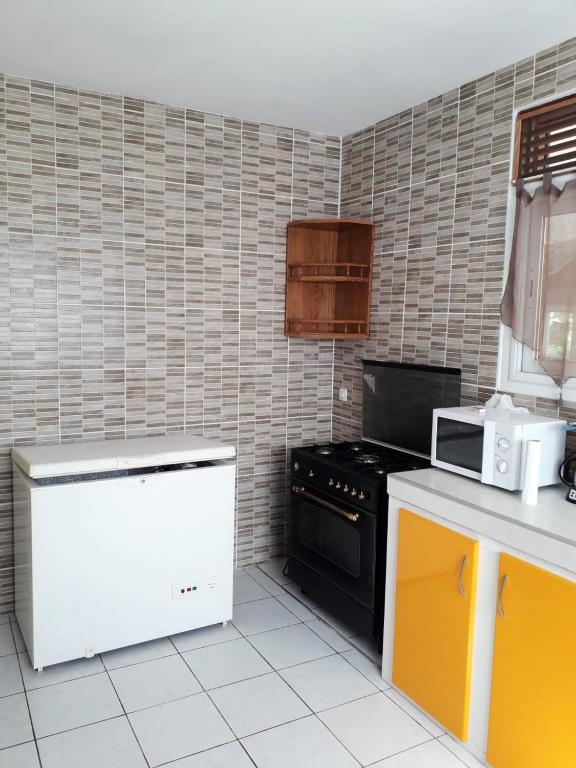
<box><xmin>0</xmin><ymin>74</ymin><xmax>340</xmax><ymax>613</ymax></box>
<box><xmin>333</xmin><ymin>37</ymin><xmax>576</xmax><ymax>440</ymax></box>
<box><xmin>3</xmin><ymin>34</ymin><xmax>576</xmax><ymax>614</ymax></box>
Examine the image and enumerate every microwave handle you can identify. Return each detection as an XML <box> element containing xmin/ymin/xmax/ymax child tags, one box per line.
<box><xmin>430</xmin><ymin>412</ymin><xmax>438</xmax><ymax>462</ymax></box>
<box><xmin>481</xmin><ymin>419</ymin><xmax>497</xmax><ymax>484</ymax></box>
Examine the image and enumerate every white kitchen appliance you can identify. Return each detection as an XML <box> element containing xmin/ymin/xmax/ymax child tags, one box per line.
<box><xmin>431</xmin><ymin>406</ymin><xmax>565</xmax><ymax>490</ymax></box>
<box><xmin>12</xmin><ymin>434</ymin><xmax>236</xmax><ymax>670</ymax></box>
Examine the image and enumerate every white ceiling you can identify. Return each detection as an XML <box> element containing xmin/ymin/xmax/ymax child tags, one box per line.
<box><xmin>1</xmin><ymin>0</ymin><xmax>575</xmax><ymax>135</ymax></box>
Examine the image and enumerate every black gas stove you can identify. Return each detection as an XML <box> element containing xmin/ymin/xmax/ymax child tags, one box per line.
<box><xmin>286</xmin><ymin>359</ymin><xmax>461</xmax><ymax>648</ymax></box>
<box><xmin>293</xmin><ymin>441</ymin><xmax>426</xmax><ymax>506</ymax></box>
<box><xmin>287</xmin><ymin>440</ymin><xmax>429</xmax><ymax>645</ymax></box>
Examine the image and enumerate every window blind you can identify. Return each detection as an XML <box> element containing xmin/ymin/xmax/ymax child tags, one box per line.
<box><xmin>515</xmin><ymin>95</ymin><xmax>576</xmax><ymax>181</ymax></box>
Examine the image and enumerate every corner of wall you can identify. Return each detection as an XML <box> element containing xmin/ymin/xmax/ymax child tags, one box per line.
<box><xmin>329</xmin><ymin>134</ymin><xmax>345</xmax><ymax>443</ymax></box>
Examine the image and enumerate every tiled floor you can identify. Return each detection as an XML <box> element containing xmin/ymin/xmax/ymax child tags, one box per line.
<box><xmin>0</xmin><ymin>559</ymin><xmax>486</xmax><ymax>768</ymax></box>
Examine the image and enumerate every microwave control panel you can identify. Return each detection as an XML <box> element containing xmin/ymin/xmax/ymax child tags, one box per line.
<box><xmin>484</xmin><ymin>420</ymin><xmax>566</xmax><ymax>491</ymax></box>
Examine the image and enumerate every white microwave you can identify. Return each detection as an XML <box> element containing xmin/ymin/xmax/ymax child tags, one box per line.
<box><xmin>431</xmin><ymin>406</ymin><xmax>566</xmax><ymax>491</ymax></box>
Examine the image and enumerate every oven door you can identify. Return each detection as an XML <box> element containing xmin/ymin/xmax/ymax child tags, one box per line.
<box><xmin>289</xmin><ymin>483</ymin><xmax>377</xmax><ymax>609</ymax></box>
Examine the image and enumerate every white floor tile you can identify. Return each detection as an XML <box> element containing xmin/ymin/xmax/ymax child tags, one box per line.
<box><xmin>257</xmin><ymin>558</ymin><xmax>292</xmax><ymax>586</ymax></box>
<box><xmin>341</xmin><ymin>649</ymin><xmax>389</xmax><ymax>690</ymax></box>
<box><xmin>275</xmin><ymin>592</ymin><xmax>315</xmax><ymax>621</ymax></box>
<box><xmin>27</xmin><ymin>672</ymin><xmax>123</xmax><ymax>738</ymax></box>
<box><xmin>0</xmin><ymin>694</ymin><xmax>33</xmax><ymax>750</ymax></box>
<box><xmin>101</xmin><ymin>637</ymin><xmax>176</xmax><ymax>670</ymax></box>
<box><xmin>209</xmin><ymin>672</ymin><xmax>310</xmax><ymax>738</ymax></box>
<box><xmin>11</xmin><ymin>622</ymin><xmax>25</xmax><ymax>653</ymax></box>
<box><xmin>242</xmin><ymin>567</ymin><xmax>285</xmax><ymax>597</ymax></box>
<box><xmin>305</xmin><ymin>619</ymin><xmax>352</xmax><ymax>652</ymax></box>
<box><xmin>279</xmin><ymin>655</ymin><xmax>377</xmax><ymax>712</ymax></box>
<box><xmin>19</xmin><ymin>652</ymin><xmax>103</xmax><ymax>691</ymax></box>
<box><xmin>183</xmin><ymin>638</ymin><xmax>271</xmax><ymax>690</ymax></box>
<box><xmin>171</xmin><ymin>622</ymin><xmax>241</xmax><ymax>653</ymax></box>
<box><xmin>370</xmin><ymin>739</ymin><xmax>465</xmax><ymax>767</ymax></box>
<box><xmin>241</xmin><ymin>715</ymin><xmax>359</xmax><ymax>768</ymax></box>
<box><xmin>0</xmin><ymin>565</ymin><xmax>489</xmax><ymax>768</ymax></box>
<box><xmin>233</xmin><ymin>575</ymin><xmax>270</xmax><ymax>605</ymax></box>
<box><xmin>108</xmin><ymin>654</ymin><xmax>201</xmax><ymax>713</ymax></box>
<box><xmin>232</xmin><ymin>598</ymin><xmax>300</xmax><ymax>636</ymax></box>
<box><xmin>0</xmin><ymin>655</ymin><xmax>23</xmax><ymax>697</ymax></box>
<box><xmin>319</xmin><ymin>692</ymin><xmax>430</xmax><ymax>765</ymax></box>
<box><xmin>129</xmin><ymin>693</ymin><xmax>234</xmax><ymax>767</ymax></box>
<box><xmin>0</xmin><ymin>625</ymin><xmax>16</xmax><ymax>657</ymax></box>
<box><xmin>165</xmin><ymin>741</ymin><xmax>255</xmax><ymax>767</ymax></box>
<box><xmin>437</xmin><ymin>735</ymin><xmax>487</xmax><ymax>768</ymax></box>
<box><xmin>248</xmin><ymin>624</ymin><xmax>333</xmax><ymax>670</ymax></box>
<box><xmin>0</xmin><ymin>742</ymin><xmax>40</xmax><ymax>768</ymax></box>
<box><xmin>385</xmin><ymin>688</ymin><xmax>445</xmax><ymax>738</ymax></box>
<box><xmin>37</xmin><ymin>716</ymin><xmax>146</xmax><ymax>768</ymax></box>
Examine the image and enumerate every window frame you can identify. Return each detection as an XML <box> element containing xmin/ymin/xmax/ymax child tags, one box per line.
<box><xmin>496</xmin><ymin>91</ymin><xmax>576</xmax><ymax>404</ymax></box>
<box><xmin>513</xmin><ymin>93</ymin><xmax>576</xmax><ymax>181</ymax></box>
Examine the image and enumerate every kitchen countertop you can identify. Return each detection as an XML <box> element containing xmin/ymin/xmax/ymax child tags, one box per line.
<box><xmin>388</xmin><ymin>468</ymin><xmax>576</xmax><ymax>571</ymax></box>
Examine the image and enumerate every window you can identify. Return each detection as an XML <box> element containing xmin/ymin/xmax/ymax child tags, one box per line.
<box><xmin>514</xmin><ymin>95</ymin><xmax>576</xmax><ymax>180</ymax></box>
<box><xmin>498</xmin><ymin>94</ymin><xmax>576</xmax><ymax>403</ymax></box>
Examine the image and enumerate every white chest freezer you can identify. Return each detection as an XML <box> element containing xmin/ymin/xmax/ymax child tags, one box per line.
<box><xmin>12</xmin><ymin>434</ymin><xmax>236</xmax><ymax>670</ymax></box>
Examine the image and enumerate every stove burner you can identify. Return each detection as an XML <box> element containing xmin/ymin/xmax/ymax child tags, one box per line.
<box><xmin>355</xmin><ymin>454</ymin><xmax>380</xmax><ymax>465</ymax></box>
<box><xmin>297</xmin><ymin>441</ymin><xmax>428</xmax><ymax>486</ymax></box>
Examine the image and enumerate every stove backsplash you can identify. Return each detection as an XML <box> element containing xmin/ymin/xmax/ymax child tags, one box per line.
<box><xmin>333</xmin><ymin>36</ymin><xmax>576</xmax><ymax>443</ymax></box>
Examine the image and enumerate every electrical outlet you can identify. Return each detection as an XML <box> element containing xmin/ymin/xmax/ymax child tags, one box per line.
<box><xmin>339</xmin><ymin>387</ymin><xmax>348</xmax><ymax>402</ymax></box>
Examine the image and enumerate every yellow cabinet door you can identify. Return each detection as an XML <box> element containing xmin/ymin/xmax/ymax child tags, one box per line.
<box><xmin>393</xmin><ymin>508</ymin><xmax>478</xmax><ymax>740</ymax></box>
<box><xmin>487</xmin><ymin>554</ymin><xmax>576</xmax><ymax>768</ymax></box>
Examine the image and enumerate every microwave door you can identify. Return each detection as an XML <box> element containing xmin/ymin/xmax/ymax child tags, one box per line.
<box><xmin>434</xmin><ymin>417</ymin><xmax>484</xmax><ymax>479</ymax></box>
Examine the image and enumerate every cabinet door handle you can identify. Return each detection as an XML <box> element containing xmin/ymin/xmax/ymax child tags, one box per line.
<box><xmin>497</xmin><ymin>574</ymin><xmax>508</xmax><ymax>618</ymax></box>
<box><xmin>457</xmin><ymin>555</ymin><xmax>468</xmax><ymax>597</ymax></box>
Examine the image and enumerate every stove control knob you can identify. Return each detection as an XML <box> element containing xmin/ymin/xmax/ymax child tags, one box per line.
<box><xmin>308</xmin><ymin>469</ymin><xmax>315</xmax><ymax>478</ymax></box>
<box><xmin>328</xmin><ymin>478</ymin><xmax>334</xmax><ymax>486</ymax></box>
<box><xmin>358</xmin><ymin>491</ymin><xmax>366</xmax><ymax>500</ymax></box>
<box><xmin>343</xmin><ymin>484</ymin><xmax>349</xmax><ymax>493</ymax></box>
<box><xmin>335</xmin><ymin>481</ymin><xmax>342</xmax><ymax>489</ymax></box>
<box><xmin>350</xmin><ymin>488</ymin><xmax>357</xmax><ymax>497</ymax></box>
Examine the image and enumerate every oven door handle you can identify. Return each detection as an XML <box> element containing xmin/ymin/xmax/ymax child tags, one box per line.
<box><xmin>292</xmin><ymin>485</ymin><xmax>359</xmax><ymax>523</ymax></box>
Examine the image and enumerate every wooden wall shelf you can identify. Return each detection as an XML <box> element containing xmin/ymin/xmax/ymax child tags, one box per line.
<box><xmin>284</xmin><ymin>218</ymin><xmax>374</xmax><ymax>339</ymax></box>
<box><xmin>288</xmin><ymin>262</ymin><xmax>370</xmax><ymax>282</ymax></box>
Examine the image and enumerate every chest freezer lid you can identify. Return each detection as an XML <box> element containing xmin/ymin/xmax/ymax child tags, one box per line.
<box><xmin>11</xmin><ymin>434</ymin><xmax>236</xmax><ymax>479</ymax></box>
